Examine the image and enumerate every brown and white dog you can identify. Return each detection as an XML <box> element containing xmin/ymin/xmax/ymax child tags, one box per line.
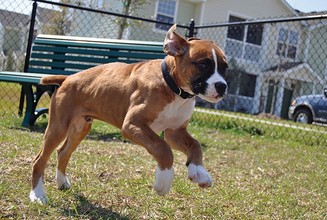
<box><xmin>29</xmin><ymin>24</ymin><xmax>228</xmax><ymax>203</ymax></box>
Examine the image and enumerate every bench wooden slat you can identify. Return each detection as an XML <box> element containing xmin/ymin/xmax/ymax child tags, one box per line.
<box><xmin>32</xmin><ymin>45</ymin><xmax>164</xmax><ymax>59</ymax></box>
<box><xmin>36</xmin><ymin>34</ymin><xmax>164</xmax><ymax>47</ymax></box>
<box><xmin>31</xmin><ymin>53</ymin><xmax>111</xmax><ymax>64</ymax></box>
<box><xmin>31</xmin><ymin>45</ymin><xmax>108</xmax><ymax>57</ymax></box>
<box><xmin>30</xmin><ymin>50</ymin><xmax>164</xmax><ymax>63</ymax></box>
<box><xmin>0</xmin><ymin>71</ymin><xmax>47</xmax><ymax>84</ymax></box>
<box><xmin>29</xmin><ymin>60</ymin><xmax>95</xmax><ymax>71</ymax></box>
<box><xmin>34</xmin><ymin>38</ymin><xmax>164</xmax><ymax>52</ymax></box>
<box><xmin>0</xmin><ymin>35</ymin><xmax>165</xmax><ymax>127</ymax></box>
<box><xmin>27</xmin><ymin>68</ymin><xmax>77</xmax><ymax>75</ymax></box>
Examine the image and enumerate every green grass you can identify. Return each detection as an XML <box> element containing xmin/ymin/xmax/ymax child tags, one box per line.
<box><xmin>192</xmin><ymin>108</ymin><xmax>327</xmax><ymax>146</ymax></box>
<box><xmin>0</xmin><ymin>115</ymin><xmax>326</xmax><ymax>219</ymax></box>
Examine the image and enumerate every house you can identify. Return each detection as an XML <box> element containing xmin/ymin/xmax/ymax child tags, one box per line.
<box><xmin>60</xmin><ymin>0</ymin><xmax>327</xmax><ymax>118</ymax></box>
<box><xmin>0</xmin><ymin>9</ymin><xmax>29</xmax><ymax>70</ymax></box>
<box><xmin>129</xmin><ymin>0</ymin><xmax>326</xmax><ymax>118</ymax></box>
<box><xmin>0</xmin><ymin>7</ymin><xmax>60</xmax><ymax>71</ymax></box>
<box><xmin>2</xmin><ymin>0</ymin><xmax>326</xmax><ymax>119</ymax></box>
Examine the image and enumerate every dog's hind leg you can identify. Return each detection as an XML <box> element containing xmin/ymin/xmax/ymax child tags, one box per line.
<box><xmin>56</xmin><ymin>116</ymin><xmax>92</xmax><ymax>190</ymax></box>
<box><xmin>30</xmin><ymin>121</ymin><xmax>68</xmax><ymax>204</ymax></box>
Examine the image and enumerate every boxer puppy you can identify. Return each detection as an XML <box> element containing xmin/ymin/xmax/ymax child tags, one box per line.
<box><xmin>29</xmin><ymin>24</ymin><xmax>228</xmax><ymax>203</ymax></box>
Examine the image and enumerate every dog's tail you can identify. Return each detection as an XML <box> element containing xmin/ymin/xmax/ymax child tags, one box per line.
<box><xmin>40</xmin><ymin>75</ymin><xmax>67</xmax><ymax>86</ymax></box>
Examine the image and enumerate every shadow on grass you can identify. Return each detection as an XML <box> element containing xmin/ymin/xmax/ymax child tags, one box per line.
<box><xmin>87</xmin><ymin>131</ymin><xmax>124</xmax><ymax>142</ymax></box>
<box><xmin>10</xmin><ymin>119</ymin><xmax>125</xmax><ymax>143</ymax></box>
<box><xmin>61</xmin><ymin>194</ymin><xmax>131</xmax><ymax>219</ymax></box>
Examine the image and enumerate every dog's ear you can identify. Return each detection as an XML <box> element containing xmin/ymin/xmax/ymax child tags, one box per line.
<box><xmin>163</xmin><ymin>24</ymin><xmax>188</xmax><ymax>56</ymax></box>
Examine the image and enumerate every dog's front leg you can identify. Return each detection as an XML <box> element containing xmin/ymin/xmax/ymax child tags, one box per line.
<box><xmin>121</xmin><ymin>119</ymin><xmax>174</xmax><ymax>196</ymax></box>
<box><xmin>164</xmin><ymin>126</ymin><xmax>212</xmax><ymax>188</ymax></box>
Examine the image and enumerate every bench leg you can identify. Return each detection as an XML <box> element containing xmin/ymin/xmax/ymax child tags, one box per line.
<box><xmin>29</xmin><ymin>108</ymin><xmax>49</xmax><ymax>126</ymax></box>
<box><xmin>18</xmin><ymin>87</ymin><xmax>25</xmax><ymax>116</ymax></box>
<box><xmin>21</xmin><ymin>84</ymin><xmax>57</xmax><ymax>127</ymax></box>
<box><xmin>21</xmin><ymin>84</ymin><xmax>35</xmax><ymax>127</ymax></box>
<box><xmin>30</xmin><ymin>85</ymin><xmax>57</xmax><ymax>125</ymax></box>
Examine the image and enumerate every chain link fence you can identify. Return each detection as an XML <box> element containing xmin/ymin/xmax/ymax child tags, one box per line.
<box><xmin>0</xmin><ymin>0</ymin><xmax>326</xmax><ymax>145</ymax></box>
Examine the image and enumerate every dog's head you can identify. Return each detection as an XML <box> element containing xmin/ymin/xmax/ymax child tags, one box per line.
<box><xmin>163</xmin><ymin>24</ymin><xmax>228</xmax><ymax>103</ymax></box>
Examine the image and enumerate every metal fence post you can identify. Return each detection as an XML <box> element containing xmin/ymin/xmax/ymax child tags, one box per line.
<box><xmin>19</xmin><ymin>0</ymin><xmax>38</xmax><ymax>116</ymax></box>
<box><xmin>188</xmin><ymin>19</ymin><xmax>195</xmax><ymax>38</ymax></box>
<box><xmin>24</xmin><ymin>0</ymin><xmax>38</xmax><ymax>73</ymax></box>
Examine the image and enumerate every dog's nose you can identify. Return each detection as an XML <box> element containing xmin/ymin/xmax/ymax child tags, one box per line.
<box><xmin>215</xmin><ymin>82</ymin><xmax>227</xmax><ymax>96</ymax></box>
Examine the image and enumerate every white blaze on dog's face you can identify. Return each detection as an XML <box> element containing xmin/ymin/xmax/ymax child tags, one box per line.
<box><xmin>187</xmin><ymin>40</ymin><xmax>228</xmax><ymax>103</ymax></box>
<box><xmin>163</xmin><ymin>25</ymin><xmax>228</xmax><ymax>103</ymax></box>
<box><xmin>206</xmin><ymin>49</ymin><xmax>228</xmax><ymax>102</ymax></box>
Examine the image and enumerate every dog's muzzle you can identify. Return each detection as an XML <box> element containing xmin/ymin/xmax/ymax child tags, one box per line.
<box><xmin>215</xmin><ymin>82</ymin><xmax>227</xmax><ymax>97</ymax></box>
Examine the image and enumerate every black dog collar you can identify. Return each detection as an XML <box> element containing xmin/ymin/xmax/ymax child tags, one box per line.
<box><xmin>161</xmin><ymin>58</ymin><xmax>194</xmax><ymax>99</ymax></box>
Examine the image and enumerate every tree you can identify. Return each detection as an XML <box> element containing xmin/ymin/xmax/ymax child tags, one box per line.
<box><xmin>116</xmin><ymin>0</ymin><xmax>148</xmax><ymax>39</ymax></box>
<box><xmin>42</xmin><ymin>0</ymin><xmax>71</xmax><ymax>35</ymax></box>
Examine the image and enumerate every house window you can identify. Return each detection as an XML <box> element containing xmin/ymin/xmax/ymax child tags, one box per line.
<box><xmin>276</xmin><ymin>28</ymin><xmax>299</xmax><ymax>59</ymax></box>
<box><xmin>226</xmin><ymin>70</ymin><xmax>257</xmax><ymax>98</ymax></box>
<box><xmin>155</xmin><ymin>0</ymin><xmax>176</xmax><ymax>31</ymax></box>
<box><xmin>225</xmin><ymin>15</ymin><xmax>263</xmax><ymax>62</ymax></box>
<box><xmin>238</xmin><ymin>73</ymin><xmax>257</xmax><ymax>97</ymax></box>
<box><xmin>97</xmin><ymin>0</ymin><xmax>103</xmax><ymax>8</ymax></box>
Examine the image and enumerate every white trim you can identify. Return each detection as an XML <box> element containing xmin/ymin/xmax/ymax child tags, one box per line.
<box><xmin>226</xmin><ymin>11</ymin><xmax>253</xmax><ymax>21</ymax></box>
<box><xmin>153</xmin><ymin>0</ymin><xmax>179</xmax><ymax>33</ymax></box>
<box><xmin>280</xmin><ymin>0</ymin><xmax>299</xmax><ymax>16</ymax></box>
<box><xmin>198</xmin><ymin>0</ymin><xmax>206</xmax><ymax>26</ymax></box>
<box><xmin>264</xmin><ymin>63</ymin><xmax>323</xmax><ymax>83</ymax></box>
<box><xmin>303</xmin><ymin>27</ymin><xmax>310</xmax><ymax>63</ymax></box>
<box><xmin>308</xmin><ymin>21</ymin><xmax>327</xmax><ymax>31</ymax></box>
<box><xmin>275</xmin><ymin>26</ymin><xmax>300</xmax><ymax>61</ymax></box>
<box><xmin>225</xmin><ymin>13</ymin><xmax>263</xmax><ymax>63</ymax></box>
<box><xmin>174</xmin><ymin>0</ymin><xmax>179</xmax><ymax>23</ymax></box>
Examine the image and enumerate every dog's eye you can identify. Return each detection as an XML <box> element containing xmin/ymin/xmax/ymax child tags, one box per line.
<box><xmin>198</xmin><ymin>63</ymin><xmax>208</xmax><ymax>70</ymax></box>
<box><xmin>218</xmin><ymin>62</ymin><xmax>228</xmax><ymax>78</ymax></box>
<box><xmin>197</xmin><ymin>59</ymin><xmax>211</xmax><ymax>71</ymax></box>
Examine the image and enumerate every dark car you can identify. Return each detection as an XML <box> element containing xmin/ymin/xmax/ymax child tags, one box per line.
<box><xmin>289</xmin><ymin>88</ymin><xmax>327</xmax><ymax>124</ymax></box>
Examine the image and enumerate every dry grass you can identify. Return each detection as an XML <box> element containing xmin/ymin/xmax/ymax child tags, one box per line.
<box><xmin>0</xmin><ymin>116</ymin><xmax>326</xmax><ymax>219</ymax></box>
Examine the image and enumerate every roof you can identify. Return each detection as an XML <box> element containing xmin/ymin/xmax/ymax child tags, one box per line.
<box><xmin>265</xmin><ymin>62</ymin><xmax>303</xmax><ymax>72</ymax></box>
<box><xmin>0</xmin><ymin>7</ymin><xmax>61</xmax><ymax>29</ymax></box>
<box><xmin>0</xmin><ymin>9</ymin><xmax>29</xmax><ymax>27</ymax></box>
<box><xmin>280</xmin><ymin>0</ymin><xmax>299</xmax><ymax>16</ymax></box>
<box><xmin>296</xmin><ymin>10</ymin><xmax>327</xmax><ymax>16</ymax></box>
<box><xmin>264</xmin><ymin>62</ymin><xmax>323</xmax><ymax>83</ymax></box>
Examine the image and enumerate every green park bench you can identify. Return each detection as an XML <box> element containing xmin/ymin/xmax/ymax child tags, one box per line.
<box><xmin>0</xmin><ymin>35</ymin><xmax>165</xmax><ymax>127</ymax></box>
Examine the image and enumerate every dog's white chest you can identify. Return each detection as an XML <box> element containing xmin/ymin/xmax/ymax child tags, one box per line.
<box><xmin>150</xmin><ymin>99</ymin><xmax>195</xmax><ymax>132</ymax></box>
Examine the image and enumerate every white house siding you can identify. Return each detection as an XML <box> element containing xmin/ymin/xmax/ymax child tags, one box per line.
<box><xmin>201</xmin><ymin>0</ymin><xmax>294</xmax><ymax>23</ymax></box>
<box><xmin>260</xmin><ymin>22</ymin><xmax>304</xmax><ymax>71</ymax></box>
<box><xmin>194</xmin><ymin>0</ymin><xmax>300</xmax><ymax>116</ymax></box>
<box><xmin>308</xmin><ymin>25</ymin><xmax>327</xmax><ymax>84</ymax></box>
<box><xmin>69</xmin><ymin>0</ymin><xmax>124</xmax><ymax>39</ymax></box>
<box><xmin>176</xmin><ymin>0</ymin><xmax>197</xmax><ymax>25</ymax></box>
<box><xmin>129</xmin><ymin>0</ymin><xmax>198</xmax><ymax>41</ymax></box>
<box><xmin>129</xmin><ymin>1</ymin><xmax>164</xmax><ymax>41</ymax></box>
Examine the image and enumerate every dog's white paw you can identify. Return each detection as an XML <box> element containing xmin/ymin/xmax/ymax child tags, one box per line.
<box><xmin>56</xmin><ymin>169</ymin><xmax>71</xmax><ymax>190</ymax></box>
<box><xmin>187</xmin><ymin>163</ymin><xmax>212</xmax><ymax>188</ymax></box>
<box><xmin>153</xmin><ymin>166</ymin><xmax>174</xmax><ymax>196</ymax></box>
<box><xmin>29</xmin><ymin>178</ymin><xmax>48</xmax><ymax>204</ymax></box>
<box><xmin>29</xmin><ymin>190</ymin><xmax>48</xmax><ymax>204</ymax></box>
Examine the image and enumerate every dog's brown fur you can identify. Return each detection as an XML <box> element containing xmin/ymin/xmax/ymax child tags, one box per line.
<box><xmin>30</xmin><ymin>25</ymin><xmax>227</xmax><ymax>201</ymax></box>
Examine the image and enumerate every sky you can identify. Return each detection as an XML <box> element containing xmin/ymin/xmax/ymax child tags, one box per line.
<box><xmin>286</xmin><ymin>0</ymin><xmax>327</xmax><ymax>12</ymax></box>
<box><xmin>0</xmin><ymin>0</ymin><xmax>327</xmax><ymax>15</ymax></box>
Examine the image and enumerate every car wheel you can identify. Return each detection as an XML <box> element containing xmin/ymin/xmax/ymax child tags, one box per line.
<box><xmin>293</xmin><ymin>109</ymin><xmax>313</xmax><ymax>124</ymax></box>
